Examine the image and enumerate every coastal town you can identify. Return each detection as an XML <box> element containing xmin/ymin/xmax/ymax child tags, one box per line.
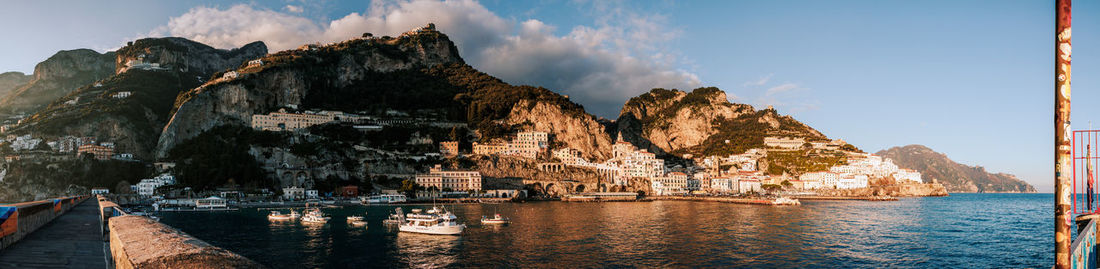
<box><xmin>61</xmin><ymin>105</ymin><xmax>937</xmax><ymax>209</ymax></box>
<box><xmin>0</xmin><ymin>3</ymin><xmax>1056</xmax><ymax>268</ymax></box>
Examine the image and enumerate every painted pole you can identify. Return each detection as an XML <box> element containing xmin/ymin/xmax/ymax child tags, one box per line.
<box><xmin>1055</xmin><ymin>0</ymin><xmax>1073</xmax><ymax>268</ymax></box>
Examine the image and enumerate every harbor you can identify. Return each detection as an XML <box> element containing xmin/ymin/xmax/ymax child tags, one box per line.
<box><xmin>151</xmin><ymin>193</ymin><xmax>1049</xmax><ymax>268</ymax></box>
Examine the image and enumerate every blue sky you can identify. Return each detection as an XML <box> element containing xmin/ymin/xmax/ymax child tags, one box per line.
<box><xmin>0</xmin><ymin>0</ymin><xmax>1085</xmax><ymax>192</ymax></box>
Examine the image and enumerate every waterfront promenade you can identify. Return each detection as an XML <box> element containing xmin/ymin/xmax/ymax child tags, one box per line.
<box><xmin>0</xmin><ymin>199</ymin><xmax>105</xmax><ymax>268</ymax></box>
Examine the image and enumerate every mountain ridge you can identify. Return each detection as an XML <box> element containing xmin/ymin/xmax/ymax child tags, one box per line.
<box><xmin>876</xmin><ymin>144</ymin><xmax>1036</xmax><ymax>193</ymax></box>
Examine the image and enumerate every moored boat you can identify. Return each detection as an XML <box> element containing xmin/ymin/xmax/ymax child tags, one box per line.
<box><xmin>268</xmin><ymin>211</ymin><xmax>294</xmax><ymax>220</ymax></box>
<box><xmin>362</xmin><ymin>194</ymin><xmax>408</xmax><ymax>204</ymax></box>
<box><xmin>396</xmin><ymin>207</ymin><xmax>466</xmax><ymax>235</ymax></box>
<box><xmin>481</xmin><ymin>213</ymin><xmax>510</xmax><ymax>224</ymax></box>
<box><xmin>301</xmin><ymin>208</ymin><xmax>331</xmax><ymax>223</ymax></box>
<box><xmin>347</xmin><ymin>215</ymin><xmax>367</xmax><ymax>226</ymax></box>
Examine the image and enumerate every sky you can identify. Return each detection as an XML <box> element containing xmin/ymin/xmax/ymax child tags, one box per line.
<box><xmin>0</xmin><ymin>0</ymin><xmax>1089</xmax><ymax>192</ymax></box>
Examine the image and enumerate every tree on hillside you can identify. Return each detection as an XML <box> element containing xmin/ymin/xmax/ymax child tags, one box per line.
<box><xmin>115</xmin><ymin>180</ymin><xmax>132</xmax><ymax>194</ymax></box>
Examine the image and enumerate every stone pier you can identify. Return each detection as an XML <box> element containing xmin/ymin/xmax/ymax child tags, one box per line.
<box><xmin>0</xmin><ymin>198</ymin><xmax>105</xmax><ymax>268</ymax></box>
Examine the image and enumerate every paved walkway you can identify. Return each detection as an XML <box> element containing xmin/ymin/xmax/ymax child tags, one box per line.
<box><xmin>0</xmin><ymin>199</ymin><xmax>105</xmax><ymax>268</ymax></box>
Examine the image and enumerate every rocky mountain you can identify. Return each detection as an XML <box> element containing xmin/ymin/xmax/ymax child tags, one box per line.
<box><xmin>616</xmin><ymin>87</ymin><xmax>827</xmax><ymax>157</ymax></box>
<box><xmin>11</xmin><ymin>38</ymin><xmax>267</xmax><ymax>159</ymax></box>
<box><xmin>876</xmin><ymin>144</ymin><xmax>1036</xmax><ymax>193</ymax></box>
<box><xmin>156</xmin><ymin>24</ymin><xmax>614</xmax><ymax>161</ymax></box>
<box><xmin>0</xmin><ymin>49</ymin><xmax>116</xmax><ymax>114</ymax></box>
<box><xmin>115</xmin><ymin>37</ymin><xmax>267</xmax><ymax>75</ymax></box>
<box><xmin>0</xmin><ymin>72</ymin><xmax>32</xmax><ymax>96</ymax></box>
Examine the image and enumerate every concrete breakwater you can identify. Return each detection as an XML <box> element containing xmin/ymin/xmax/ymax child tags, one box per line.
<box><xmin>108</xmin><ymin>215</ymin><xmax>262</xmax><ymax>269</ymax></box>
<box><xmin>0</xmin><ymin>195</ymin><xmax>88</xmax><ymax>250</ymax></box>
<box><xmin>99</xmin><ymin>196</ymin><xmax>263</xmax><ymax>268</ymax></box>
<box><xmin>651</xmin><ymin>196</ymin><xmax>799</xmax><ymax>205</ymax></box>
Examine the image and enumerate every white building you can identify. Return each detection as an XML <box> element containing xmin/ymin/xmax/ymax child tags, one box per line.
<box><xmin>91</xmin><ymin>188</ymin><xmax>109</xmax><ymax>195</ymax></box>
<box><xmin>10</xmin><ymin>135</ymin><xmax>41</xmax><ymax>151</ymax></box>
<box><xmin>710</xmin><ymin>177</ymin><xmax>736</xmax><ymax>193</ymax></box>
<box><xmin>136</xmin><ymin>173</ymin><xmax>176</xmax><ymax>197</ymax></box>
<box><xmin>306</xmin><ymin>190</ymin><xmax>320</xmax><ymax>199</ymax></box>
<box><xmin>223</xmin><ymin>71</ymin><xmax>239</xmax><ymax>79</ymax></box>
<box><xmin>892</xmin><ymin>169</ymin><xmax>923</xmax><ymax>183</ymax></box>
<box><xmin>111</xmin><ymin>91</ymin><xmax>132</xmax><ymax>99</ymax></box>
<box><xmin>739</xmin><ymin>179</ymin><xmax>762</xmax><ymax>194</ymax></box>
<box><xmin>652</xmin><ymin>172</ymin><xmax>690</xmax><ymax>195</ymax></box>
<box><xmin>799</xmin><ymin>171</ymin><xmax>839</xmax><ymax>190</ymax></box>
<box><xmin>415</xmin><ymin>164</ymin><xmax>482</xmax><ymax>191</ymax></box>
<box><xmin>837</xmin><ymin>174</ymin><xmax>870</xmax><ymax>189</ymax></box>
<box><xmin>764</xmin><ymin>137</ymin><xmax>806</xmax><ymax>149</ymax></box>
<box><xmin>283</xmin><ymin>187</ymin><xmax>305</xmax><ymax>200</ymax></box>
<box><xmin>505</xmin><ymin>131</ymin><xmax>548</xmax><ymax>159</ymax></box>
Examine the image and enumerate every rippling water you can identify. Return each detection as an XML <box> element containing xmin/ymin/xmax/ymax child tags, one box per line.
<box><xmin>158</xmin><ymin>193</ymin><xmax>1052</xmax><ymax>268</ymax></box>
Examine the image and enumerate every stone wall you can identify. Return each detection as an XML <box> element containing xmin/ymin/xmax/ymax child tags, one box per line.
<box><xmin>0</xmin><ymin>195</ymin><xmax>88</xmax><ymax>250</ymax></box>
<box><xmin>109</xmin><ymin>215</ymin><xmax>263</xmax><ymax>269</ymax></box>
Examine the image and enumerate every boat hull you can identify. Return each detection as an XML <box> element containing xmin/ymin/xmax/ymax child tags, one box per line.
<box><xmin>398</xmin><ymin>224</ymin><xmax>465</xmax><ymax>235</ymax></box>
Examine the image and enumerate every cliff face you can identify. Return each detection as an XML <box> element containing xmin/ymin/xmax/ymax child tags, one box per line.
<box><xmin>616</xmin><ymin>87</ymin><xmax>826</xmax><ymax>157</ymax></box>
<box><xmin>157</xmin><ymin>28</ymin><xmax>463</xmax><ymax>157</ymax></box>
<box><xmin>0</xmin><ymin>72</ymin><xmax>31</xmax><ymax>97</ymax></box>
<box><xmin>0</xmin><ymin>49</ymin><xmax>116</xmax><ymax>114</ymax></box>
<box><xmin>13</xmin><ymin>38</ymin><xmax>267</xmax><ymax>159</ymax></box>
<box><xmin>506</xmin><ymin>100</ymin><xmax>614</xmax><ymax>160</ymax></box>
<box><xmin>115</xmin><ymin>37</ymin><xmax>267</xmax><ymax>75</ymax></box>
<box><xmin>876</xmin><ymin>144</ymin><xmax>1037</xmax><ymax>193</ymax></box>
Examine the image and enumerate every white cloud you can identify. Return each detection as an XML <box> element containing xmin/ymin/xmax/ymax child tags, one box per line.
<box><xmin>764</xmin><ymin>83</ymin><xmax>801</xmax><ymax>96</ymax></box>
<box><xmin>743</xmin><ymin>73</ymin><xmax>773</xmax><ymax>87</ymax></box>
<box><xmin>151</xmin><ymin>0</ymin><xmax>701</xmax><ymax>117</ymax></box>
<box><xmin>284</xmin><ymin>5</ymin><xmax>304</xmax><ymax>13</ymax></box>
<box><xmin>150</xmin><ymin>5</ymin><xmax>322</xmax><ymax>51</ymax></box>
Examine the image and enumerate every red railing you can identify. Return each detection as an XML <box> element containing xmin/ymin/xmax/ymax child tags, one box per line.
<box><xmin>1073</xmin><ymin>130</ymin><xmax>1100</xmax><ymax>215</ymax></box>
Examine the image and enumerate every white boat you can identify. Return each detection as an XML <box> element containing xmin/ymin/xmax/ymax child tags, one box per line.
<box><xmin>347</xmin><ymin>215</ymin><xmax>367</xmax><ymax>226</ymax></box>
<box><xmin>301</xmin><ymin>208</ymin><xmax>331</xmax><ymax>223</ymax></box>
<box><xmin>481</xmin><ymin>213</ymin><xmax>510</xmax><ymax>224</ymax></box>
<box><xmin>288</xmin><ymin>210</ymin><xmax>301</xmax><ymax>218</ymax></box>
<box><xmin>268</xmin><ymin>211</ymin><xmax>294</xmax><ymax>220</ymax></box>
<box><xmin>383</xmin><ymin>210</ymin><xmax>403</xmax><ymax>225</ymax></box>
<box><xmin>772</xmin><ymin>197</ymin><xmax>801</xmax><ymax>205</ymax></box>
<box><xmin>362</xmin><ymin>194</ymin><xmax>408</xmax><ymax>204</ymax></box>
<box><xmin>396</xmin><ymin>207</ymin><xmax>466</xmax><ymax>235</ymax></box>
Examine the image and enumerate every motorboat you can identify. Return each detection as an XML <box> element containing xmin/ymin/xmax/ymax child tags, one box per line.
<box><xmin>348</xmin><ymin>215</ymin><xmax>367</xmax><ymax>226</ymax></box>
<box><xmin>396</xmin><ymin>207</ymin><xmax>465</xmax><ymax>235</ymax></box>
<box><xmin>268</xmin><ymin>211</ymin><xmax>294</xmax><ymax>221</ymax></box>
<box><xmin>481</xmin><ymin>213</ymin><xmax>510</xmax><ymax>224</ymax></box>
<box><xmin>362</xmin><ymin>194</ymin><xmax>408</xmax><ymax>204</ymax></box>
<box><xmin>288</xmin><ymin>210</ymin><xmax>301</xmax><ymax>218</ymax></box>
<box><xmin>301</xmin><ymin>208</ymin><xmax>331</xmax><ymax>223</ymax></box>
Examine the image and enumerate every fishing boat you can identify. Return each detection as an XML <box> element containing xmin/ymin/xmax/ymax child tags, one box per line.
<box><xmin>268</xmin><ymin>211</ymin><xmax>294</xmax><ymax>220</ymax></box>
<box><xmin>301</xmin><ymin>208</ymin><xmax>331</xmax><ymax>223</ymax></box>
<box><xmin>396</xmin><ymin>207</ymin><xmax>466</xmax><ymax>235</ymax></box>
<box><xmin>481</xmin><ymin>213</ymin><xmax>510</xmax><ymax>224</ymax></box>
